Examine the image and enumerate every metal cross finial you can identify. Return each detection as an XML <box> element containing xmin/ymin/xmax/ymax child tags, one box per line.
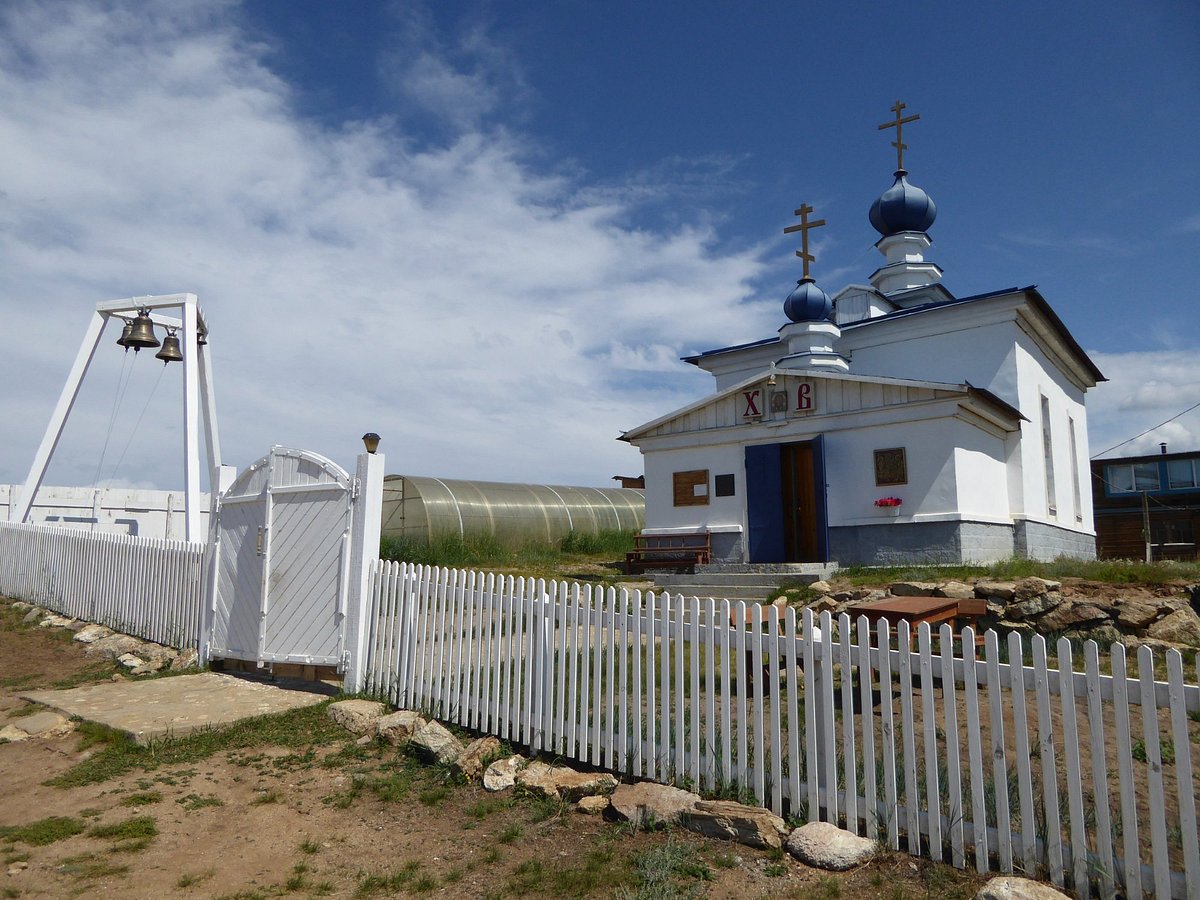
<box><xmin>878</xmin><ymin>100</ymin><xmax>921</xmax><ymax>170</ymax></box>
<box><xmin>782</xmin><ymin>203</ymin><xmax>826</xmax><ymax>280</ymax></box>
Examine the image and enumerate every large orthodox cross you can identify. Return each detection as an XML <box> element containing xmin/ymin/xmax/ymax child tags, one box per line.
<box><xmin>783</xmin><ymin>203</ymin><xmax>826</xmax><ymax>279</ymax></box>
<box><xmin>878</xmin><ymin>100</ymin><xmax>920</xmax><ymax>170</ymax></box>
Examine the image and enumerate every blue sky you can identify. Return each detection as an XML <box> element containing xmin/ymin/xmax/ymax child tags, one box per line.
<box><xmin>0</xmin><ymin>0</ymin><xmax>1197</xmax><ymax>492</ymax></box>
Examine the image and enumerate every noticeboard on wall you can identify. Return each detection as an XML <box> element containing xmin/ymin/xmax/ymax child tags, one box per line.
<box><xmin>673</xmin><ymin>469</ymin><xmax>710</xmax><ymax>506</ymax></box>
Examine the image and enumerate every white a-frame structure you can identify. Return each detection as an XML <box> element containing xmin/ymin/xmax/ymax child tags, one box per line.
<box><xmin>8</xmin><ymin>293</ymin><xmax>221</xmax><ymax>542</ymax></box>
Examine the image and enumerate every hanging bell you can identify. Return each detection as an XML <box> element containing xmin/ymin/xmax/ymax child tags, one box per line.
<box><xmin>125</xmin><ymin>310</ymin><xmax>160</xmax><ymax>351</ymax></box>
<box><xmin>196</xmin><ymin>325</ymin><xmax>208</xmax><ymax>346</ymax></box>
<box><xmin>116</xmin><ymin>321</ymin><xmax>135</xmax><ymax>349</ymax></box>
<box><xmin>155</xmin><ymin>329</ymin><xmax>183</xmax><ymax>364</ymax></box>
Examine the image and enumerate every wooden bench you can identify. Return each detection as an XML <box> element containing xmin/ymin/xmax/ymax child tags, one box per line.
<box><xmin>625</xmin><ymin>531</ymin><xmax>711</xmax><ymax>574</ymax></box>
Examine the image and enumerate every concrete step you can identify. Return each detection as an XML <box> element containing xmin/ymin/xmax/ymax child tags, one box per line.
<box><xmin>653</xmin><ymin>572</ymin><xmax>819</xmax><ymax>588</ymax></box>
<box><xmin>650</xmin><ymin>583</ymin><xmax>779</xmax><ymax>601</ymax></box>
<box><xmin>695</xmin><ymin>563</ymin><xmax>838</xmax><ymax>578</ymax></box>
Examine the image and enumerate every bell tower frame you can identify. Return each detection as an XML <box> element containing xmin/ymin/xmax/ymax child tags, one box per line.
<box><xmin>8</xmin><ymin>293</ymin><xmax>222</xmax><ymax>542</ymax></box>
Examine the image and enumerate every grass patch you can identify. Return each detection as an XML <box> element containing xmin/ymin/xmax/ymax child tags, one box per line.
<box><xmin>4</xmin><ymin>703</ymin><xmax>41</xmax><ymax>719</ymax></box>
<box><xmin>0</xmin><ymin>816</ymin><xmax>86</xmax><ymax>846</ymax></box>
<box><xmin>177</xmin><ymin>793</ymin><xmax>224</xmax><ymax>810</ymax></box>
<box><xmin>120</xmin><ymin>791</ymin><xmax>162</xmax><ymax>807</ymax></box>
<box><xmin>379</xmin><ymin>530</ymin><xmax>636</xmax><ymax>582</ymax></box>
<box><xmin>57</xmin><ymin>852</ymin><xmax>129</xmax><ymax>880</ymax></box>
<box><xmin>553</xmin><ymin>845</ymin><xmax>631</xmax><ymax>895</ymax></box>
<box><xmin>836</xmin><ymin>556</ymin><xmax>1200</xmax><ymax>586</ymax></box>
<box><xmin>619</xmin><ymin>837</ymin><xmax>711</xmax><ymax>899</ymax></box>
<box><xmin>506</xmin><ymin>859</ymin><xmax>545</xmax><ymax>894</ymax></box>
<box><xmin>356</xmin><ymin>860</ymin><xmax>422</xmax><ymax>895</ymax></box>
<box><xmin>177</xmin><ymin>869</ymin><xmax>215</xmax><ymax>888</ymax></box>
<box><xmin>497</xmin><ymin>824</ymin><xmax>522</xmax><ymax>844</ymax></box>
<box><xmin>89</xmin><ymin>816</ymin><xmax>157</xmax><ymax>841</ymax></box>
<box><xmin>298</xmin><ymin>837</ymin><xmax>321</xmax><ymax>854</ymax></box>
<box><xmin>47</xmin><ymin>700</ymin><xmax>345</xmax><ymax>789</ymax></box>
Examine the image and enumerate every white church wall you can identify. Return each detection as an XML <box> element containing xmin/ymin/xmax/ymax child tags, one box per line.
<box><xmin>641</xmin><ymin>442</ymin><xmax>746</xmax><ymax>534</ymax></box>
<box><xmin>0</xmin><ymin>484</ymin><xmax>209</xmax><ymax>540</ymax></box>
<box><xmin>840</xmin><ymin>314</ymin><xmax>1020</xmax><ymax>401</ymax></box>
<box><xmin>824</xmin><ymin>418</ymin><xmax>973</xmax><ymax>526</ymax></box>
<box><xmin>1012</xmin><ymin>335</ymin><xmax>1094</xmax><ymax>534</ymax></box>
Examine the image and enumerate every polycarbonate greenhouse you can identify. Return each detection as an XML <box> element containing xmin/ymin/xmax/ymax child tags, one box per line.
<box><xmin>380</xmin><ymin>475</ymin><xmax>645</xmax><ymax>544</ymax></box>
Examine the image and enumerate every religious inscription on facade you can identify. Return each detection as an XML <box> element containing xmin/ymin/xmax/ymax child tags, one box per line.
<box><xmin>874</xmin><ymin>447</ymin><xmax>907</xmax><ymax>486</ymax></box>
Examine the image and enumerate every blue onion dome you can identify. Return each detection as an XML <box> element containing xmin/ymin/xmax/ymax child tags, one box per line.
<box><xmin>869</xmin><ymin>169</ymin><xmax>937</xmax><ymax>236</ymax></box>
<box><xmin>783</xmin><ymin>277</ymin><xmax>832</xmax><ymax>322</ymax></box>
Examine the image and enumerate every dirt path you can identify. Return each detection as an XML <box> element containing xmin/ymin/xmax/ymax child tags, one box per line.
<box><xmin>0</xmin><ymin>601</ymin><xmax>990</xmax><ymax>899</ymax></box>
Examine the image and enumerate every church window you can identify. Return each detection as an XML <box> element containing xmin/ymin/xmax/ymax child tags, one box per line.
<box><xmin>1106</xmin><ymin>463</ymin><xmax>1160</xmax><ymax>493</ymax></box>
<box><xmin>1041</xmin><ymin>397</ymin><xmax>1057</xmax><ymax>515</ymax></box>
<box><xmin>1069</xmin><ymin>417</ymin><xmax>1082</xmax><ymax>522</ymax></box>
<box><xmin>1167</xmin><ymin>458</ymin><xmax>1199</xmax><ymax>490</ymax></box>
<box><xmin>672</xmin><ymin>470</ymin><xmax>710</xmax><ymax>506</ymax></box>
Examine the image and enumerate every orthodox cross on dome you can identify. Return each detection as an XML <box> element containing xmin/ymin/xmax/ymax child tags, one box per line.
<box><xmin>782</xmin><ymin>203</ymin><xmax>826</xmax><ymax>280</ymax></box>
<box><xmin>878</xmin><ymin>100</ymin><xmax>920</xmax><ymax>170</ymax></box>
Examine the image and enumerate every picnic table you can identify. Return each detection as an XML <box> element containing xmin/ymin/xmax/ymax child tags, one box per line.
<box><xmin>847</xmin><ymin>595</ymin><xmax>987</xmax><ymax>643</ymax></box>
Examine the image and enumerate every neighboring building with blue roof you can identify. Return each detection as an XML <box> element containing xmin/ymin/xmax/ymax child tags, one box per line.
<box><xmin>621</xmin><ymin>117</ymin><xmax>1104</xmax><ymax>566</ymax></box>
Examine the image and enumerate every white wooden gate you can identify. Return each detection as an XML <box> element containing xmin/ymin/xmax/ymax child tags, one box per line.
<box><xmin>207</xmin><ymin>446</ymin><xmax>357</xmax><ymax>669</ymax></box>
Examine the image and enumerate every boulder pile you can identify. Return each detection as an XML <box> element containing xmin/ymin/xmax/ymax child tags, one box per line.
<box><xmin>793</xmin><ymin>577</ymin><xmax>1200</xmax><ymax>649</ymax></box>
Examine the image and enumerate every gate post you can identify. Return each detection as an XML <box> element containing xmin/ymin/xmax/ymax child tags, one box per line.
<box><xmin>342</xmin><ymin>450</ymin><xmax>385</xmax><ymax>693</ymax></box>
<box><xmin>198</xmin><ymin>464</ymin><xmax>237</xmax><ymax>666</ymax></box>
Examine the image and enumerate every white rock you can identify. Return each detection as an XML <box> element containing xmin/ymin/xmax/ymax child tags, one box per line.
<box><xmin>576</xmin><ymin>795</ymin><xmax>610</xmax><ymax>815</ymax></box>
<box><xmin>483</xmin><ymin>755</ymin><xmax>523</xmax><ymax>792</ymax></box>
<box><xmin>682</xmin><ymin>800</ymin><xmax>787</xmax><ymax>850</ymax></box>
<box><xmin>452</xmin><ymin>736</ymin><xmax>502</xmax><ymax>781</ymax></box>
<box><xmin>72</xmin><ymin>624</ymin><xmax>114</xmax><ymax>644</ymax></box>
<box><xmin>785</xmin><ymin>821</ymin><xmax>877</xmax><ymax>870</ymax></box>
<box><xmin>974</xmin><ymin>876</ymin><xmax>1072</xmax><ymax>900</ymax></box>
<box><xmin>326</xmin><ymin>699</ymin><xmax>387</xmax><ymax>736</ymax></box>
<box><xmin>0</xmin><ymin>725</ymin><xmax>29</xmax><ymax>743</ymax></box>
<box><xmin>609</xmin><ymin>781</ymin><xmax>701</xmax><ymax>827</ymax></box>
<box><xmin>375</xmin><ymin>710</ymin><xmax>425</xmax><ymax>746</ymax></box>
<box><xmin>409</xmin><ymin>720</ymin><xmax>465</xmax><ymax>765</ymax></box>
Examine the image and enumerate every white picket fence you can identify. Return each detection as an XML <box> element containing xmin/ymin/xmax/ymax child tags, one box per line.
<box><xmin>364</xmin><ymin>561</ymin><xmax>1200</xmax><ymax>900</ymax></box>
<box><xmin>0</xmin><ymin>521</ymin><xmax>207</xmax><ymax>649</ymax></box>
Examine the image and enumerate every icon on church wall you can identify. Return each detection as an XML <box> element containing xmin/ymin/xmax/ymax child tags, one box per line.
<box><xmin>874</xmin><ymin>447</ymin><xmax>907</xmax><ymax>486</ymax></box>
<box><xmin>770</xmin><ymin>391</ymin><xmax>788</xmax><ymax>414</ymax></box>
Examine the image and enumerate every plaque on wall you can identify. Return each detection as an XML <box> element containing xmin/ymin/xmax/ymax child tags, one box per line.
<box><xmin>874</xmin><ymin>448</ymin><xmax>907</xmax><ymax>486</ymax></box>
<box><xmin>673</xmin><ymin>469</ymin><xmax>710</xmax><ymax>506</ymax></box>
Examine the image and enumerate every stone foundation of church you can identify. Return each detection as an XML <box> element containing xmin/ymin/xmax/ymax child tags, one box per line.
<box><xmin>710</xmin><ymin>531</ymin><xmax>744</xmax><ymax>563</ymax></box>
<box><xmin>828</xmin><ymin>520</ymin><xmax>1016</xmax><ymax>566</ymax></box>
<box><xmin>827</xmin><ymin>519</ymin><xmax>1096</xmax><ymax>565</ymax></box>
<box><xmin>1013</xmin><ymin>519</ymin><xmax>1097</xmax><ymax>561</ymax></box>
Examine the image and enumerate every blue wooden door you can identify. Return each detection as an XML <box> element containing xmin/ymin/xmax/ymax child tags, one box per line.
<box><xmin>745</xmin><ymin>443</ymin><xmax>785</xmax><ymax>562</ymax></box>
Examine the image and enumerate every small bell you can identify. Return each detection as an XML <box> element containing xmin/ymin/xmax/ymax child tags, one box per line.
<box><xmin>155</xmin><ymin>329</ymin><xmax>183</xmax><ymax>364</ymax></box>
<box><xmin>116</xmin><ymin>321</ymin><xmax>135</xmax><ymax>349</ymax></box>
<box><xmin>125</xmin><ymin>310</ymin><xmax>160</xmax><ymax>350</ymax></box>
<box><xmin>196</xmin><ymin>325</ymin><xmax>208</xmax><ymax>346</ymax></box>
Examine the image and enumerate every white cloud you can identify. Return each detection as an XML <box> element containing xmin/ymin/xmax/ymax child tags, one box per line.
<box><xmin>0</xmin><ymin>1</ymin><xmax>776</xmax><ymax>492</ymax></box>
<box><xmin>1086</xmin><ymin>350</ymin><xmax>1200</xmax><ymax>458</ymax></box>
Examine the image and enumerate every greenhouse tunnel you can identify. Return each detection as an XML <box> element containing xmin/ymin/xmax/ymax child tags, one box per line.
<box><xmin>380</xmin><ymin>475</ymin><xmax>646</xmax><ymax>545</ymax></box>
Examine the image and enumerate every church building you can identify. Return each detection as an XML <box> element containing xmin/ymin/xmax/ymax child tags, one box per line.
<box><xmin>621</xmin><ymin>105</ymin><xmax>1104</xmax><ymax>566</ymax></box>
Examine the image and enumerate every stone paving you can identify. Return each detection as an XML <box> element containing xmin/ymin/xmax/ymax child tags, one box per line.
<box><xmin>20</xmin><ymin>672</ymin><xmax>335</xmax><ymax>745</ymax></box>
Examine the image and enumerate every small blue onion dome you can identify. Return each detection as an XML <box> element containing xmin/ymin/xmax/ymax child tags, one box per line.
<box><xmin>869</xmin><ymin>169</ymin><xmax>937</xmax><ymax>236</ymax></box>
<box><xmin>783</xmin><ymin>277</ymin><xmax>832</xmax><ymax>322</ymax></box>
